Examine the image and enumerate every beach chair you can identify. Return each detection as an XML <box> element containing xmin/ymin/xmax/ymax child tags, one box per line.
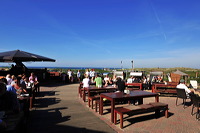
<box><xmin>190</xmin><ymin>93</ymin><xmax>200</xmax><ymax>120</ymax></box>
<box><xmin>176</xmin><ymin>88</ymin><xmax>190</xmax><ymax>108</ymax></box>
<box><xmin>190</xmin><ymin>80</ymin><xmax>198</xmax><ymax>89</ymax></box>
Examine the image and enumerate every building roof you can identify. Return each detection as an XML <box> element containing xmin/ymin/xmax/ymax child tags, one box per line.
<box><xmin>172</xmin><ymin>70</ymin><xmax>188</xmax><ymax>76</ymax></box>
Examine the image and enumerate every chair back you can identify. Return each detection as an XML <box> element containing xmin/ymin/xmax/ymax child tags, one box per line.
<box><xmin>190</xmin><ymin>93</ymin><xmax>200</xmax><ymax>107</ymax></box>
<box><xmin>190</xmin><ymin>80</ymin><xmax>198</xmax><ymax>89</ymax></box>
<box><xmin>176</xmin><ymin>88</ymin><xmax>187</xmax><ymax>99</ymax></box>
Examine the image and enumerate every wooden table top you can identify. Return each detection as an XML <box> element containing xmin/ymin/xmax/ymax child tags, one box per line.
<box><xmin>101</xmin><ymin>90</ymin><xmax>158</xmax><ymax>99</ymax></box>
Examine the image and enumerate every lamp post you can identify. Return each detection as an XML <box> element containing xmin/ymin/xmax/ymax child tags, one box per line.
<box><xmin>131</xmin><ymin>60</ymin><xmax>134</xmax><ymax>71</ymax></box>
<box><xmin>121</xmin><ymin>61</ymin><xmax>123</xmax><ymax>70</ymax></box>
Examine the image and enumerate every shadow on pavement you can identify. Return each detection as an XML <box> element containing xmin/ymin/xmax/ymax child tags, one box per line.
<box><xmin>123</xmin><ymin>111</ymin><xmax>174</xmax><ymax>128</ymax></box>
<box><xmin>34</xmin><ymin>97</ymin><xmax>61</xmax><ymax>108</ymax></box>
<box><xmin>28</xmin><ymin>106</ymin><xmax>109</xmax><ymax>133</ymax></box>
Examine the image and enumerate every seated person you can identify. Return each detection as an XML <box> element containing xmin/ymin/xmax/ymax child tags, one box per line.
<box><xmin>176</xmin><ymin>79</ymin><xmax>192</xmax><ymax>97</ymax></box>
<box><xmin>0</xmin><ymin>78</ymin><xmax>16</xmax><ymax>94</ymax></box>
<box><xmin>127</xmin><ymin>76</ymin><xmax>133</xmax><ymax>83</ymax></box>
<box><xmin>0</xmin><ymin>82</ymin><xmax>20</xmax><ymax>113</ymax></box>
<box><xmin>94</xmin><ymin>74</ymin><xmax>103</xmax><ymax>88</ymax></box>
<box><xmin>82</xmin><ymin>74</ymin><xmax>90</xmax><ymax>88</ymax></box>
<box><xmin>115</xmin><ymin>77</ymin><xmax>126</xmax><ymax>92</ymax></box>
<box><xmin>12</xmin><ymin>76</ymin><xmax>27</xmax><ymax>95</ymax></box>
<box><xmin>104</xmin><ymin>75</ymin><xmax>109</xmax><ymax>83</ymax></box>
<box><xmin>112</xmin><ymin>75</ymin><xmax>117</xmax><ymax>83</ymax></box>
<box><xmin>104</xmin><ymin>77</ymin><xmax>113</xmax><ymax>86</ymax></box>
<box><xmin>133</xmin><ymin>77</ymin><xmax>141</xmax><ymax>83</ymax></box>
<box><xmin>6</xmin><ymin>74</ymin><xmax>12</xmax><ymax>85</ymax></box>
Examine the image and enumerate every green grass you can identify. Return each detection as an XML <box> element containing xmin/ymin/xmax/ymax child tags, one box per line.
<box><xmin>47</xmin><ymin>67</ymin><xmax>200</xmax><ymax>83</ymax></box>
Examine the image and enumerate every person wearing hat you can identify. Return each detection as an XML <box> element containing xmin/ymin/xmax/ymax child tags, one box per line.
<box><xmin>176</xmin><ymin>79</ymin><xmax>192</xmax><ymax>97</ymax></box>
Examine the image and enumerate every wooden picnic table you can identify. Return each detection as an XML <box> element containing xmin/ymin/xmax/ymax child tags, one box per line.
<box><xmin>100</xmin><ymin>90</ymin><xmax>159</xmax><ymax>123</ymax></box>
<box><xmin>82</xmin><ymin>86</ymin><xmax>117</xmax><ymax>102</ymax></box>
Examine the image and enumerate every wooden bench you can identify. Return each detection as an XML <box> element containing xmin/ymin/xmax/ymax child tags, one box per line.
<box><xmin>88</xmin><ymin>95</ymin><xmax>100</xmax><ymax>109</ymax></box>
<box><xmin>152</xmin><ymin>84</ymin><xmax>177</xmax><ymax>94</ymax></box>
<box><xmin>94</xmin><ymin>98</ymin><xmax>111</xmax><ymax>112</ymax></box>
<box><xmin>95</xmin><ymin>99</ymin><xmax>100</xmax><ymax>112</ymax></box>
<box><xmin>114</xmin><ymin>102</ymin><xmax>168</xmax><ymax>129</ymax></box>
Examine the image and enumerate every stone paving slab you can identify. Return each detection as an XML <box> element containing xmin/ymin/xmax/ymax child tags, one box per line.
<box><xmin>27</xmin><ymin>82</ymin><xmax>116</xmax><ymax>133</ymax></box>
<box><xmin>28</xmin><ymin>82</ymin><xmax>200</xmax><ymax>133</ymax></box>
<box><xmin>79</xmin><ymin>88</ymin><xmax>200</xmax><ymax>133</ymax></box>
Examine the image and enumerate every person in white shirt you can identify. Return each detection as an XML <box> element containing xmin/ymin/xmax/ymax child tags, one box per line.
<box><xmin>104</xmin><ymin>75</ymin><xmax>109</xmax><ymax>82</ymax></box>
<box><xmin>6</xmin><ymin>74</ymin><xmax>12</xmax><ymax>85</ymax></box>
<box><xmin>67</xmin><ymin>69</ymin><xmax>73</xmax><ymax>83</ymax></box>
<box><xmin>82</xmin><ymin>74</ymin><xmax>90</xmax><ymax>88</ymax></box>
<box><xmin>127</xmin><ymin>76</ymin><xmax>134</xmax><ymax>83</ymax></box>
<box><xmin>77</xmin><ymin>70</ymin><xmax>81</xmax><ymax>82</ymax></box>
<box><xmin>176</xmin><ymin>79</ymin><xmax>192</xmax><ymax>97</ymax></box>
<box><xmin>85</xmin><ymin>69</ymin><xmax>90</xmax><ymax>77</ymax></box>
<box><xmin>89</xmin><ymin>69</ymin><xmax>96</xmax><ymax>82</ymax></box>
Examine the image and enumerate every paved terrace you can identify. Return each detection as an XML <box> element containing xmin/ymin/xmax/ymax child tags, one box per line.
<box><xmin>27</xmin><ymin>82</ymin><xmax>200</xmax><ymax>133</ymax></box>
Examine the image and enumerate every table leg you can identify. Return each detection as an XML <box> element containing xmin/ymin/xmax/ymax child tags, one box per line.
<box><xmin>155</xmin><ymin>95</ymin><xmax>159</xmax><ymax>102</ymax></box>
<box><xmin>88</xmin><ymin>90</ymin><xmax>91</xmax><ymax>97</ymax></box>
<box><xmin>100</xmin><ymin>97</ymin><xmax>103</xmax><ymax>115</ymax></box>
<box><xmin>83</xmin><ymin>88</ymin><xmax>86</xmax><ymax>102</ymax></box>
<box><xmin>29</xmin><ymin>97</ymin><xmax>33</xmax><ymax>109</ymax></box>
<box><xmin>152</xmin><ymin>85</ymin><xmax>155</xmax><ymax>93</ymax></box>
<box><xmin>138</xmin><ymin>98</ymin><xmax>143</xmax><ymax>104</ymax></box>
<box><xmin>111</xmin><ymin>99</ymin><xmax>115</xmax><ymax>123</ymax></box>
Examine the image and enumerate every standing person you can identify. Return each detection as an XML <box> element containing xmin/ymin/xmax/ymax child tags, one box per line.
<box><xmin>85</xmin><ymin>69</ymin><xmax>90</xmax><ymax>78</ymax></box>
<box><xmin>116</xmin><ymin>77</ymin><xmax>126</xmax><ymax>92</ymax></box>
<box><xmin>94</xmin><ymin>74</ymin><xmax>103</xmax><ymax>88</ymax></box>
<box><xmin>61</xmin><ymin>73</ymin><xmax>66</xmax><ymax>83</ymax></box>
<box><xmin>11</xmin><ymin>75</ymin><xmax>16</xmax><ymax>86</ymax></box>
<box><xmin>77</xmin><ymin>70</ymin><xmax>81</xmax><ymax>82</ymax></box>
<box><xmin>24</xmin><ymin>77</ymin><xmax>32</xmax><ymax>89</ymax></box>
<box><xmin>29</xmin><ymin>72</ymin><xmax>38</xmax><ymax>84</ymax></box>
<box><xmin>67</xmin><ymin>69</ymin><xmax>73</xmax><ymax>83</ymax></box>
<box><xmin>23</xmin><ymin>76</ymin><xmax>33</xmax><ymax>97</ymax></box>
<box><xmin>82</xmin><ymin>74</ymin><xmax>90</xmax><ymax>88</ymax></box>
<box><xmin>142</xmin><ymin>76</ymin><xmax>148</xmax><ymax>90</ymax></box>
<box><xmin>90</xmin><ymin>69</ymin><xmax>96</xmax><ymax>82</ymax></box>
<box><xmin>29</xmin><ymin>72</ymin><xmax>39</xmax><ymax>92</ymax></box>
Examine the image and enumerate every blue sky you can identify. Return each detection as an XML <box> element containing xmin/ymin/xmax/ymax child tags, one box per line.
<box><xmin>0</xmin><ymin>0</ymin><xmax>200</xmax><ymax>68</ymax></box>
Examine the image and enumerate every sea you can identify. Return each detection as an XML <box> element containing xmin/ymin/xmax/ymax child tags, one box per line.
<box><xmin>29</xmin><ymin>66</ymin><xmax>121</xmax><ymax>70</ymax></box>
<box><xmin>0</xmin><ymin>66</ymin><xmax>121</xmax><ymax>70</ymax></box>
